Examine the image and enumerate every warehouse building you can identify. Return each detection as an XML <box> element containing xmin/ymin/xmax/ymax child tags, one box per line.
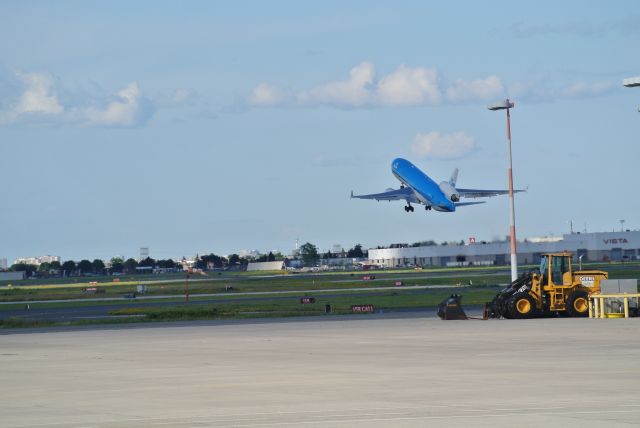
<box><xmin>0</xmin><ymin>271</ymin><xmax>26</xmax><ymax>281</ymax></box>
<box><xmin>246</xmin><ymin>261</ymin><xmax>286</xmax><ymax>271</ymax></box>
<box><xmin>368</xmin><ymin>230</ymin><xmax>640</xmax><ymax>268</ymax></box>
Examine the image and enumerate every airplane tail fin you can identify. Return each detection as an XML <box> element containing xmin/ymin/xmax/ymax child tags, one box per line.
<box><xmin>449</xmin><ymin>168</ymin><xmax>459</xmax><ymax>186</ymax></box>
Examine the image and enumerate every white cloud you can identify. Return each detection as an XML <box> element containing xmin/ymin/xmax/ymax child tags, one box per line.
<box><xmin>248</xmin><ymin>62</ymin><xmax>502</xmax><ymax>108</ymax></box>
<box><xmin>446</xmin><ymin>75</ymin><xmax>504</xmax><ymax>103</ymax></box>
<box><xmin>83</xmin><ymin>82</ymin><xmax>153</xmax><ymax>127</ymax></box>
<box><xmin>153</xmin><ymin>88</ymin><xmax>197</xmax><ymax>108</ymax></box>
<box><xmin>377</xmin><ymin>65</ymin><xmax>441</xmax><ymax>106</ymax></box>
<box><xmin>251</xmin><ymin>62</ymin><xmax>442</xmax><ymax>108</ymax></box>
<box><xmin>0</xmin><ymin>72</ymin><xmax>64</xmax><ymax>123</ymax></box>
<box><xmin>297</xmin><ymin>62</ymin><xmax>375</xmax><ymax>107</ymax></box>
<box><xmin>250</xmin><ymin>61</ymin><xmax>617</xmax><ymax>110</ymax></box>
<box><xmin>411</xmin><ymin>132</ymin><xmax>476</xmax><ymax>159</ymax></box>
<box><xmin>0</xmin><ymin>72</ymin><xmax>167</xmax><ymax>128</ymax></box>
<box><xmin>248</xmin><ymin>83</ymin><xmax>285</xmax><ymax>106</ymax></box>
<box><xmin>507</xmin><ymin>81</ymin><xmax>534</xmax><ymax>99</ymax></box>
<box><xmin>15</xmin><ymin>73</ymin><xmax>64</xmax><ymax>115</ymax></box>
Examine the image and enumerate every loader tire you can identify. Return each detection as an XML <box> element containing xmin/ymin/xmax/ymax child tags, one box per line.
<box><xmin>566</xmin><ymin>290</ymin><xmax>589</xmax><ymax>317</ymax></box>
<box><xmin>508</xmin><ymin>292</ymin><xmax>537</xmax><ymax>319</ymax></box>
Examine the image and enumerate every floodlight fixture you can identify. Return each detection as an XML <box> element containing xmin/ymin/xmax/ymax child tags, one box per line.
<box><xmin>487</xmin><ymin>99</ymin><xmax>515</xmax><ymax>110</ymax></box>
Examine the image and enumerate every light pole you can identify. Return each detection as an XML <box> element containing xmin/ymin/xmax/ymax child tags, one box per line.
<box><xmin>567</xmin><ymin>220</ymin><xmax>574</xmax><ymax>234</ymax></box>
<box><xmin>488</xmin><ymin>99</ymin><xmax>518</xmax><ymax>282</ymax></box>
<box><xmin>184</xmin><ymin>272</ymin><xmax>190</xmax><ymax>302</ymax></box>
<box><xmin>623</xmin><ymin>76</ymin><xmax>640</xmax><ymax>111</ymax></box>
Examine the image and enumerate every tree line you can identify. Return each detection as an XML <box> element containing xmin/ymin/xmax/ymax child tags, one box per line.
<box><xmin>9</xmin><ymin>257</ymin><xmax>181</xmax><ymax>277</ymax></box>
<box><xmin>300</xmin><ymin>243</ymin><xmax>366</xmax><ymax>267</ymax></box>
<box><xmin>7</xmin><ymin>244</ymin><xmax>368</xmax><ymax>276</ymax></box>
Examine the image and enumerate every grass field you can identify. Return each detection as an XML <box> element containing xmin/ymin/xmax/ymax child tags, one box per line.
<box><xmin>0</xmin><ymin>269</ymin><xmax>511</xmax><ymax>302</ymax></box>
<box><xmin>109</xmin><ymin>288</ymin><xmax>498</xmax><ymax>318</ymax></box>
<box><xmin>0</xmin><ymin>287</ymin><xmax>498</xmax><ymax>328</ymax></box>
<box><xmin>2</xmin><ymin>262</ymin><xmax>638</xmax><ymax>328</ymax></box>
<box><xmin>0</xmin><ymin>262</ymin><xmax>538</xmax><ymax>288</ymax></box>
<box><xmin>2</xmin><ymin>263</ymin><xmax>639</xmax><ymax>303</ymax></box>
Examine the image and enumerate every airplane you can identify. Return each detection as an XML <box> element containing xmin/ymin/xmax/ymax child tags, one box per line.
<box><xmin>351</xmin><ymin>158</ymin><xmax>524</xmax><ymax>213</ymax></box>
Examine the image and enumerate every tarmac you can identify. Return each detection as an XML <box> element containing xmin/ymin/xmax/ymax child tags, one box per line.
<box><xmin>1</xmin><ymin>315</ymin><xmax>640</xmax><ymax>427</ymax></box>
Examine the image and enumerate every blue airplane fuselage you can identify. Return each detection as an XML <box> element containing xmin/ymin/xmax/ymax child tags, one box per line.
<box><xmin>391</xmin><ymin>158</ymin><xmax>456</xmax><ymax>212</ymax></box>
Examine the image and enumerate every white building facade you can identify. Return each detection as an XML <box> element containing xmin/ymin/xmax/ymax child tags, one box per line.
<box><xmin>368</xmin><ymin>231</ymin><xmax>640</xmax><ymax>268</ymax></box>
<box><xmin>12</xmin><ymin>255</ymin><xmax>61</xmax><ymax>266</ymax></box>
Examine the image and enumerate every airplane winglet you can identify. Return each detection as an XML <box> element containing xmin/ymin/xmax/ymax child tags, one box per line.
<box><xmin>350</xmin><ymin>190</ymin><xmax>354</xmax><ymax>199</ymax></box>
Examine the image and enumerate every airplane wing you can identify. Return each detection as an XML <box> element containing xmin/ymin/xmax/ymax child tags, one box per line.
<box><xmin>456</xmin><ymin>188</ymin><xmax>526</xmax><ymax>199</ymax></box>
<box><xmin>455</xmin><ymin>201</ymin><xmax>486</xmax><ymax>207</ymax></box>
<box><xmin>351</xmin><ymin>187</ymin><xmax>419</xmax><ymax>203</ymax></box>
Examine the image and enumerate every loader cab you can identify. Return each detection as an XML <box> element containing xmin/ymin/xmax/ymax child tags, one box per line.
<box><xmin>539</xmin><ymin>252</ymin><xmax>572</xmax><ymax>286</ymax></box>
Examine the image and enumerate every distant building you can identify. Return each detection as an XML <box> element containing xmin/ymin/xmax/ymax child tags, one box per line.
<box><xmin>0</xmin><ymin>258</ymin><xmax>7</xmax><ymax>270</ymax></box>
<box><xmin>318</xmin><ymin>257</ymin><xmax>366</xmax><ymax>270</ymax></box>
<box><xmin>287</xmin><ymin>259</ymin><xmax>303</xmax><ymax>269</ymax></box>
<box><xmin>13</xmin><ymin>255</ymin><xmax>60</xmax><ymax>266</ymax></box>
<box><xmin>368</xmin><ymin>230</ymin><xmax>640</xmax><ymax>268</ymax></box>
<box><xmin>180</xmin><ymin>257</ymin><xmax>196</xmax><ymax>270</ymax></box>
<box><xmin>246</xmin><ymin>261</ymin><xmax>286</xmax><ymax>271</ymax></box>
<box><xmin>0</xmin><ymin>271</ymin><xmax>25</xmax><ymax>281</ymax></box>
<box><xmin>239</xmin><ymin>249</ymin><xmax>262</xmax><ymax>259</ymax></box>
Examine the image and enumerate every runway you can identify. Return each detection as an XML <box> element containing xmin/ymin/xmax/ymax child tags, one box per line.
<box><xmin>2</xmin><ymin>316</ymin><xmax>639</xmax><ymax>427</ymax></box>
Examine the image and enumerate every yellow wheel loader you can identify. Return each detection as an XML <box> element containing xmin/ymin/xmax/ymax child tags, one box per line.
<box><xmin>484</xmin><ymin>252</ymin><xmax>608</xmax><ymax>319</ymax></box>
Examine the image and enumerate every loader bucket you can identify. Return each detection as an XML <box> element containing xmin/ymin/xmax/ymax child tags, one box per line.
<box><xmin>483</xmin><ymin>302</ymin><xmax>498</xmax><ymax>320</ymax></box>
<box><xmin>437</xmin><ymin>294</ymin><xmax>468</xmax><ymax>320</ymax></box>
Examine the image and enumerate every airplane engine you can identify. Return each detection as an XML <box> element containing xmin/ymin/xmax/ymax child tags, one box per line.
<box><xmin>439</xmin><ymin>181</ymin><xmax>460</xmax><ymax>202</ymax></box>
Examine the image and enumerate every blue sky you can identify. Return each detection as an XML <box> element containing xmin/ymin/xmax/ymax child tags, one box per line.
<box><xmin>1</xmin><ymin>1</ymin><xmax>639</xmax><ymax>263</ymax></box>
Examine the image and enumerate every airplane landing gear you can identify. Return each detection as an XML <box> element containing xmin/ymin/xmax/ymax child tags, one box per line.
<box><xmin>404</xmin><ymin>204</ymin><xmax>414</xmax><ymax>212</ymax></box>
<box><xmin>425</xmin><ymin>206</ymin><xmax>431</xmax><ymax>211</ymax></box>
